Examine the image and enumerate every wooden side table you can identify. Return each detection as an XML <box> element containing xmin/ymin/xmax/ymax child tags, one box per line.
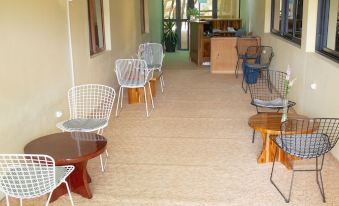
<box><xmin>128</xmin><ymin>78</ymin><xmax>156</xmax><ymax>104</ymax></box>
<box><xmin>24</xmin><ymin>132</ymin><xmax>107</xmax><ymax>202</ymax></box>
<box><xmin>248</xmin><ymin>112</ymin><xmax>307</xmax><ymax>169</ymax></box>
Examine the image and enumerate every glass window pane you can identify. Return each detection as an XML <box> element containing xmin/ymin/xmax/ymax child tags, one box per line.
<box><xmin>326</xmin><ymin>0</ymin><xmax>339</xmax><ymax>51</ymax></box>
<box><xmin>94</xmin><ymin>0</ymin><xmax>104</xmax><ymax>49</ymax></box>
<box><xmin>164</xmin><ymin>0</ymin><xmax>176</xmax><ymax>19</ymax></box>
<box><xmin>287</xmin><ymin>0</ymin><xmax>302</xmax><ymax>38</ymax></box>
<box><xmin>181</xmin><ymin>0</ymin><xmax>187</xmax><ymax>19</ymax></box>
<box><xmin>194</xmin><ymin>0</ymin><xmax>213</xmax><ymax>18</ymax></box>
<box><xmin>218</xmin><ymin>0</ymin><xmax>239</xmax><ymax>18</ymax></box>
<box><xmin>273</xmin><ymin>0</ymin><xmax>282</xmax><ymax>31</ymax></box>
<box><xmin>181</xmin><ymin>21</ymin><xmax>188</xmax><ymax>49</ymax></box>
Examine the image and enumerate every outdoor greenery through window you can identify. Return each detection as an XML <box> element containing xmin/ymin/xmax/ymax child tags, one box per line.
<box><xmin>271</xmin><ymin>0</ymin><xmax>303</xmax><ymax>45</ymax></box>
<box><xmin>88</xmin><ymin>0</ymin><xmax>105</xmax><ymax>55</ymax></box>
<box><xmin>316</xmin><ymin>0</ymin><xmax>339</xmax><ymax>61</ymax></box>
<box><xmin>163</xmin><ymin>0</ymin><xmax>239</xmax><ymax>50</ymax></box>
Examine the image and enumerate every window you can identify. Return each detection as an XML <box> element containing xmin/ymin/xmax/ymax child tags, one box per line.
<box><xmin>316</xmin><ymin>0</ymin><xmax>339</xmax><ymax>61</ymax></box>
<box><xmin>140</xmin><ymin>0</ymin><xmax>146</xmax><ymax>33</ymax></box>
<box><xmin>192</xmin><ymin>0</ymin><xmax>239</xmax><ymax>19</ymax></box>
<box><xmin>88</xmin><ymin>0</ymin><xmax>105</xmax><ymax>55</ymax></box>
<box><xmin>271</xmin><ymin>0</ymin><xmax>303</xmax><ymax>45</ymax></box>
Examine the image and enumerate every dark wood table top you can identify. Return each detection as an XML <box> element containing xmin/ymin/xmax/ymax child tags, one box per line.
<box><xmin>248</xmin><ymin>112</ymin><xmax>308</xmax><ymax>135</ymax></box>
<box><xmin>24</xmin><ymin>132</ymin><xmax>107</xmax><ymax>165</ymax></box>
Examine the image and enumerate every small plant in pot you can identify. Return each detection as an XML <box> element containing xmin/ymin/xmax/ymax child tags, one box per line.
<box><xmin>163</xmin><ymin>19</ymin><xmax>178</xmax><ymax>52</ymax></box>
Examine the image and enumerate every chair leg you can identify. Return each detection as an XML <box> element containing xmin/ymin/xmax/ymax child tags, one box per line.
<box><xmin>316</xmin><ymin>155</ymin><xmax>326</xmax><ymax>202</ymax></box>
<box><xmin>99</xmin><ymin>149</ymin><xmax>109</xmax><ymax>172</ymax></box>
<box><xmin>148</xmin><ymin>82</ymin><xmax>155</xmax><ymax>109</ymax></box>
<box><xmin>270</xmin><ymin>147</ymin><xmax>294</xmax><ymax>203</ymax></box>
<box><xmin>143</xmin><ymin>86</ymin><xmax>149</xmax><ymax>117</ymax></box>
<box><xmin>5</xmin><ymin>195</ymin><xmax>9</xmax><ymax>206</ymax></box>
<box><xmin>115</xmin><ymin>86</ymin><xmax>123</xmax><ymax>117</ymax></box>
<box><xmin>46</xmin><ymin>192</ymin><xmax>53</xmax><ymax>206</ymax></box>
<box><xmin>252</xmin><ymin>129</ymin><xmax>255</xmax><ymax>143</ymax></box>
<box><xmin>241</xmin><ymin>74</ymin><xmax>248</xmax><ymax>93</ymax></box>
<box><xmin>20</xmin><ymin>198</ymin><xmax>22</xmax><ymax>206</ymax></box>
<box><xmin>64</xmin><ymin>181</ymin><xmax>75</xmax><ymax>206</ymax></box>
<box><xmin>235</xmin><ymin>58</ymin><xmax>240</xmax><ymax>78</ymax></box>
<box><xmin>160</xmin><ymin>75</ymin><xmax>164</xmax><ymax>93</ymax></box>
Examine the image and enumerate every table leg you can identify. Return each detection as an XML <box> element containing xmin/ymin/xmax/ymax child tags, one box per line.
<box><xmin>128</xmin><ymin>79</ymin><xmax>156</xmax><ymax>104</ymax></box>
<box><xmin>50</xmin><ymin>161</ymin><xmax>92</xmax><ymax>202</ymax></box>
<box><xmin>257</xmin><ymin>131</ymin><xmax>294</xmax><ymax>170</ymax></box>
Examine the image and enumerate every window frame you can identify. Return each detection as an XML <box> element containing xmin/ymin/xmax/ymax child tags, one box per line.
<box><xmin>140</xmin><ymin>0</ymin><xmax>146</xmax><ymax>33</ymax></box>
<box><xmin>315</xmin><ymin>0</ymin><xmax>339</xmax><ymax>62</ymax></box>
<box><xmin>88</xmin><ymin>0</ymin><xmax>106</xmax><ymax>56</ymax></box>
<box><xmin>271</xmin><ymin>0</ymin><xmax>303</xmax><ymax>45</ymax></box>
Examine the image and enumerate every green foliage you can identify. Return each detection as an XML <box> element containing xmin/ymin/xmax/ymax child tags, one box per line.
<box><xmin>163</xmin><ymin>19</ymin><xmax>178</xmax><ymax>45</ymax></box>
<box><xmin>187</xmin><ymin>8</ymin><xmax>200</xmax><ymax>20</ymax></box>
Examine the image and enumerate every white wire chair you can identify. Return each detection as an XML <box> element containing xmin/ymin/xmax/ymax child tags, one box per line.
<box><xmin>137</xmin><ymin>43</ymin><xmax>165</xmax><ymax>93</ymax></box>
<box><xmin>0</xmin><ymin>154</ymin><xmax>74</xmax><ymax>206</ymax></box>
<box><xmin>115</xmin><ymin>59</ymin><xmax>154</xmax><ymax>117</ymax></box>
<box><xmin>56</xmin><ymin>84</ymin><xmax>115</xmax><ymax>172</ymax></box>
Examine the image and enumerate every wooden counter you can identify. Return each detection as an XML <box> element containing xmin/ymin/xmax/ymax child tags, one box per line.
<box><xmin>210</xmin><ymin>37</ymin><xmax>237</xmax><ymax>74</ymax></box>
<box><xmin>189</xmin><ymin>19</ymin><xmax>241</xmax><ymax>65</ymax></box>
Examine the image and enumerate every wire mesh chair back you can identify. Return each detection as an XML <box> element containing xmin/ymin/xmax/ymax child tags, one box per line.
<box><xmin>138</xmin><ymin>43</ymin><xmax>164</xmax><ymax>70</ymax></box>
<box><xmin>248</xmin><ymin>69</ymin><xmax>287</xmax><ymax>103</ymax></box>
<box><xmin>115</xmin><ymin>59</ymin><xmax>153</xmax><ymax>88</ymax></box>
<box><xmin>245</xmin><ymin>46</ymin><xmax>274</xmax><ymax>66</ymax></box>
<box><xmin>279</xmin><ymin>118</ymin><xmax>339</xmax><ymax>158</ymax></box>
<box><xmin>68</xmin><ymin>84</ymin><xmax>115</xmax><ymax>121</ymax></box>
<box><xmin>0</xmin><ymin>154</ymin><xmax>55</xmax><ymax>199</ymax></box>
<box><xmin>236</xmin><ymin>38</ymin><xmax>259</xmax><ymax>57</ymax></box>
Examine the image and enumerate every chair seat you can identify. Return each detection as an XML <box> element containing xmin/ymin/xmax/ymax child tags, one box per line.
<box><xmin>275</xmin><ymin>133</ymin><xmax>330</xmax><ymax>158</ymax></box>
<box><xmin>239</xmin><ymin>54</ymin><xmax>258</xmax><ymax>59</ymax></box>
<box><xmin>253</xmin><ymin>98</ymin><xmax>284</xmax><ymax>108</ymax></box>
<box><xmin>245</xmin><ymin>63</ymin><xmax>268</xmax><ymax>69</ymax></box>
<box><xmin>148</xmin><ymin>64</ymin><xmax>161</xmax><ymax>69</ymax></box>
<box><xmin>153</xmin><ymin>70</ymin><xmax>163</xmax><ymax>80</ymax></box>
<box><xmin>55</xmin><ymin>166</ymin><xmax>73</xmax><ymax>186</ymax></box>
<box><xmin>0</xmin><ymin>166</ymin><xmax>72</xmax><ymax>198</ymax></box>
<box><xmin>60</xmin><ymin>118</ymin><xmax>107</xmax><ymax>132</ymax></box>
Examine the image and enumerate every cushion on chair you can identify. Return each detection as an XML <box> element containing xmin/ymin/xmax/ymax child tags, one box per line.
<box><xmin>62</xmin><ymin>118</ymin><xmax>107</xmax><ymax>131</ymax></box>
<box><xmin>0</xmin><ymin>166</ymin><xmax>53</xmax><ymax>197</ymax></box>
<box><xmin>253</xmin><ymin>98</ymin><xmax>284</xmax><ymax>108</ymax></box>
<box><xmin>148</xmin><ymin>64</ymin><xmax>161</xmax><ymax>69</ymax></box>
<box><xmin>275</xmin><ymin>133</ymin><xmax>330</xmax><ymax>158</ymax></box>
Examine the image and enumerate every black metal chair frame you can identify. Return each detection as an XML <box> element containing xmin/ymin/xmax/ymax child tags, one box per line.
<box><xmin>242</xmin><ymin>46</ymin><xmax>274</xmax><ymax>93</ymax></box>
<box><xmin>235</xmin><ymin>38</ymin><xmax>259</xmax><ymax>78</ymax></box>
<box><xmin>247</xmin><ymin>69</ymin><xmax>296</xmax><ymax>143</ymax></box>
<box><xmin>270</xmin><ymin>118</ymin><xmax>339</xmax><ymax>203</ymax></box>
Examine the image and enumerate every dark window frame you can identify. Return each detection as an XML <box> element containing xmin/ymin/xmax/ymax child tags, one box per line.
<box><xmin>271</xmin><ymin>0</ymin><xmax>303</xmax><ymax>45</ymax></box>
<box><xmin>140</xmin><ymin>0</ymin><xmax>146</xmax><ymax>33</ymax></box>
<box><xmin>88</xmin><ymin>0</ymin><xmax>106</xmax><ymax>56</ymax></box>
<box><xmin>315</xmin><ymin>0</ymin><xmax>339</xmax><ymax>62</ymax></box>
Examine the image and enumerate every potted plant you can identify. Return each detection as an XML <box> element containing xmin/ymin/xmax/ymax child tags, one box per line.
<box><xmin>187</xmin><ymin>8</ymin><xmax>200</xmax><ymax>21</ymax></box>
<box><xmin>163</xmin><ymin>19</ymin><xmax>178</xmax><ymax>52</ymax></box>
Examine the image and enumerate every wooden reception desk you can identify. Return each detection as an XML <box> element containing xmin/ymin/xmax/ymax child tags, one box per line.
<box><xmin>210</xmin><ymin>37</ymin><xmax>237</xmax><ymax>74</ymax></box>
<box><xmin>189</xmin><ymin>19</ymin><xmax>260</xmax><ymax>74</ymax></box>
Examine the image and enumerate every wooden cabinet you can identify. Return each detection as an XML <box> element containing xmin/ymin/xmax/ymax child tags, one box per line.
<box><xmin>210</xmin><ymin>37</ymin><xmax>238</xmax><ymax>74</ymax></box>
<box><xmin>189</xmin><ymin>19</ymin><xmax>242</xmax><ymax>66</ymax></box>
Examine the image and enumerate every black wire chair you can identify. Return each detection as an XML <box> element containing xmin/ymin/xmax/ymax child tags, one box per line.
<box><xmin>242</xmin><ymin>46</ymin><xmax>274</xmax><ymax>93</ymax></box>
<box><xmin>270</xmin><ymin>118</ymin><xmax>339</xmax><ymax>203</ymax></box>
<box><xmin>247</xmin><ymin>69</ymin><xmax>296</xmax><ymax>142</ymax></box>
<box><xmin>235</xmin><ymin>37</ymin><xmax>259</xmax><ymax>78</ymax></box>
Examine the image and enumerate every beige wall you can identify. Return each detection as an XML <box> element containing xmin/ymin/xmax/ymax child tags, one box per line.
<box><xmin>250</xmin><ymin>0</ymin><xmax>339</xmax><ymax>160</ymax></box>
<box><xmin>0</xmin><ymin>0</ymin><xmax>149</xmax><ymax>155</ymax></box>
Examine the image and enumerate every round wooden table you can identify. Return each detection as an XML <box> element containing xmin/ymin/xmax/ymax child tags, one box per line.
<box><xmin>248</xmin><ymin>112</ymin><xmax>308</xmax><ymax>169</ymax></box>
<box><xmin>24</xmin><ymin>132</ymin><xmax>107</xmax><ymax>202</ymax></box>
